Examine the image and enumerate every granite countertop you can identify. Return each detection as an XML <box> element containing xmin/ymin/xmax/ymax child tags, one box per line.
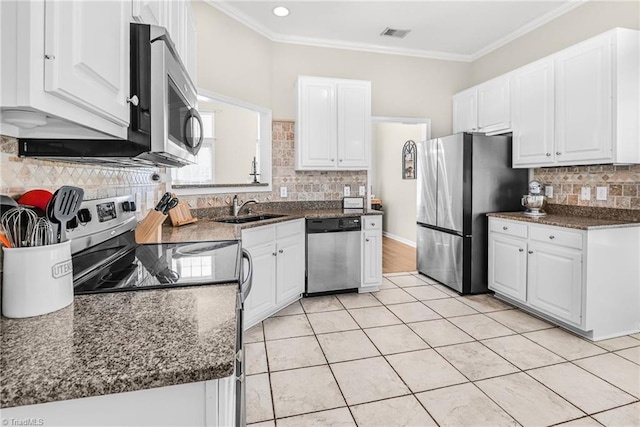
<box><xmin>487</xmin><ymin>212</ymin><xmax>640</xmax><ymax>230</ymax></box>
<box><xmin>0</xmin><ymin>284</ymin><xmax>238</xmax><ymax>409</ymax></box>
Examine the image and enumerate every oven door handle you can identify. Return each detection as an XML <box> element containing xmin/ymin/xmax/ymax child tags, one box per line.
<box><xmin>240</xmin><ymin>249</ymin><xmax>253</xmax><ymax>303</ymax></box>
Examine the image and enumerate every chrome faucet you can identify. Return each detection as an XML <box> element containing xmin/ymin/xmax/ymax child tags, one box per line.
<box><xmin>233</xmin><ymin>195</ymin><xmax>259</xmax><ymax>216</ymax></box>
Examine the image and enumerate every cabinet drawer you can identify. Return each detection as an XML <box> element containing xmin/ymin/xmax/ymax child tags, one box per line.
<box><xmin>489</xmin><ymin>218</ymin><xmax>527</xmax><ymax>238</ymax></box>
<box><xmin>276</xmin><ymin>219</ymin><xmax>304</xmax><ymax>239</ymax></box>
<box><xmin>530</xmin><ymin>226</ymin><xmax>583</xmax><ymax>250</ymax></box>
<box><xmin>363</xmin><ymin>216</ymin><xmax>381</xmax><ymax>230</ymax></box>
<box><xmin>242</xmin><ymin>225</ymin><xmax>275</xmax><ymax>248</ymax></box>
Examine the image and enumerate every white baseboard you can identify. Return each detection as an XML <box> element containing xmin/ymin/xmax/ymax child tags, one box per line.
<box><xmin>383</xmin><ymin>232</ymin><xmax>416</xmax><ymax>248</ymax></box>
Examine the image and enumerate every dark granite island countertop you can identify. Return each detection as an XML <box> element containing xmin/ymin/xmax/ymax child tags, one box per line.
<box><xmin>0</xmin><ymin>284</ymin><xmax>238</xmax><ymax>409</ymax></box>
<box><xmin>487</xmin><ymin>212</ymin><xmax>640</xmax><ymax>230</ymax></box>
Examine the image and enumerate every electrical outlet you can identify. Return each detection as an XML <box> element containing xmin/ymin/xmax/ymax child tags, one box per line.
<box><xmin>146</xmin><ymin>191</ymin><xmax>155</xmax><ymax>210</ymax></box>
<box><xmin>596</xmin><ymin>186</ymin><xmax>608</xmax><ymax>201</ymax></box>
<box><xmin>135</xmin><ymin>193</ymin><xmax>142</xmax><ymax>212</ymax></box>
<box><xmin>581</xmin><ymin>187</ymin><xmax>591</xmax><ymax>201</ymax></box>
<box><xmin>280</xmin><ymin>186</ymin><xmax>288</xmax><ymax>198</ymax></box>
<box><xmin>344</xmin><ymin>186</ymin><xmax>351</xmax><ymax>197</ymax></box>
<box><xmin>545</xmin><ymin>185</ymin><xmax>553</xmax><ymax>199</ymax></box>
<box><xmin>359</xmin><ymin>186</ymin><xmax>366</xmax><ymax>196</ymax></box>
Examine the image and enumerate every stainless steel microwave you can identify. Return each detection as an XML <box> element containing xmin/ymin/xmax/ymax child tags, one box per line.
<box><xmin>19</xmin><ymin>24</ymin><xmax>203</xmax><ymax>168</ymax></box>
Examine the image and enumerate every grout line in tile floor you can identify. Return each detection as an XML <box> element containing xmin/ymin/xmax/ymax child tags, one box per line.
<box><xmin>247</xmin><ymin>272</ymin><xmax>640</xmax><ymax>426</ymax></box>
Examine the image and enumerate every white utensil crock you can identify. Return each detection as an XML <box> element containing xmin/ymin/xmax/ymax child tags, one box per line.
<box><xmin>2</xmin><ymin>240</ymin><xmax>73</xmax><ymax>318</ymax></box>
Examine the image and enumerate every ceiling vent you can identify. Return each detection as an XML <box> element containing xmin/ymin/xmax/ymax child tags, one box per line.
<box><xmin>380</xmin><ymin>27</ymin><xmax>411</xmax><ymax>39</ymax></box>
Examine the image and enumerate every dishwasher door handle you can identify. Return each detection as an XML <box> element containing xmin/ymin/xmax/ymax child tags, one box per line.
<box><xmin>240</xmin><ymin>249</ymin><xmax>253</xmax><ymax>303</ymax></box>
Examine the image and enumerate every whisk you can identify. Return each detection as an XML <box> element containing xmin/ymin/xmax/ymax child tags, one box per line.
<box><xmin>0</xmin><ymin>207</ymin><xmax>39</xmax><ymax>248</ymax></box>
<box><xmin>29</xmin><ymin>217</ymin><xmax>55</xmax><ymax>247</ymax></box>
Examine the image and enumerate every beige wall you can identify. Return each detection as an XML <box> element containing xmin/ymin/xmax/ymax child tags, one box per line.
<box><xmin>470</xmin><ymin>1</ymin><xmax>640</xmax><ymax>85</ymax></box>
<box><xmin>372</xmin><ymin>122</ymin><xmax>424</xmax><ymax>244</ymax></box>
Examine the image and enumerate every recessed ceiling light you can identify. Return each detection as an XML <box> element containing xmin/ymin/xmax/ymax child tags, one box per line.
<box><xmin>272</xmin><ymin>6</ymin><xmax>289</xmax><ymax>17</ymax></box>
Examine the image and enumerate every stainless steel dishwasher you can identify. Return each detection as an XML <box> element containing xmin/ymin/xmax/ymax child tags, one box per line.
<box><xmin>306</xmin><ymin>217</ymin><xmax>361</xmax><ymax>295</ymax></box>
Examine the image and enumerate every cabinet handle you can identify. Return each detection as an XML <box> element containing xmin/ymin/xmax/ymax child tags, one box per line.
<box><xmin>126</xmin><ymin>95</ymin><xmax>140</xmax><ymax>107</ymax></box>
<box><xmin>502</xmin><ymin>226</ymin><xmax>508</xmax><ymax>230</ymax></box>
<box><xmin>331</xmin><ymin>158</ymin><xmax>335</xmax><ymax>162</ymax></box>
<box><xmin>279</xmin><ymin>249</ymin><xmax>284</xmax><ymax>253</ymax></box>
<box><xmin>371</xmin><ymin>223</ymin><xmax>376</xmax><ymax>227</ymax></box>
<box><xmin>272</xmin><ymin>252</ymin><xmax>277</xmax><ymax>256</ymax></box>
<box><xmin>365</xmin><ymin>238</ymin><xmax>370</xmax><ymax>242</ymax></box>
<box><xmin>549</xmin><ymin>235</ymin><xmax>555</xmax><ymax>240</ymax></box>
<box><xmin>546</xmin><ymin>153</ymin><xmax>551</xmax><ymax>157</ymax></box>
<box><xmin>44</xmin><ymin>54</ymin><xmax>55</xmax><ymax>60</ymax></box>
<box><xmin>528</xmin><ymin>250</ymin><xmax>534</xmax><ymax>254</ymax></box>
<box><xmin>556</xmin><ymin>152</ymin><xmax>561</xmax><ymax>156</ymax></box>
<box><xmin>519</xmin><ymin>248</ymin><xmax>524</xmax><ymax>252</ymax></box>
<box><xmin>339</xmin><ymin>159</ymin><xmax>343</xmax><ymax>162</ymax></box>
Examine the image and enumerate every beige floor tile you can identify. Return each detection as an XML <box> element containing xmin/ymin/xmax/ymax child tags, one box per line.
<box><xmin>476</xmin><ymin>372</ymin><xmax>584</xmax><ymax>427</ymax></box>
<box><xmin>615</xmin><ymin>346</ymin><xmax>640</xmax><ymax>365</ymax></box>
<box><xmin>317</xmin><ymin>330</ymin><xmax>380</xmax><ymax>363</ymax></box>
<box><xmin>387</xmin><ymin>349</ymin><xmax>468</xmax><ymax>393</ymax></box>
<box><xmin>276</xmin><ymin>408</ymin><xmax>355</xmax><ymax>427</ymax></box>
<box><xmin>436</xmin><ymin>342</ymin><xmax>518</xmax><ymax>380</ymax></box>
<box><xmin>574</xmin><ymin>353</ymin><xmax>640</xmax><ymax>398</ymax></box>
<box><xmin>350</xmin><ymin>395</ymin><xmax>437</xmax><ymax>427</ymax></box>
<box><xmin>449</xmin><ymin>314</ymin><xmax>516</xmax><ymax>340</ymax></box>
<box><xmin>246</xmin><ymin>373</ymin><xmax>274</xmax><ymax>424</ymax></box>
<box><xmin>630</xmin><ymin>333</ymin><xmax>640</xmax><ymax>341</ymax></box>
<box><xmin>456</xmin><ymin>294</ymin><xmax>515</xmax><ymax>313</ymax></box>
<box><xmin>403</xmin><ymin>286</ymin><xmax>450</xmax><ymax>301</ymax></box>
<box><xmin>527</xmin><ymin>363</ymin><xmax>636</xmax><ymax>414</ymax></box>
<box><xmin>593</xmin><ymin>402</ymin><xmax>640</xmax><ymax>427</ymax></box>
<box><xmin>348</xmin><ymin>306</ymin><xmax>402</xmax><ymax>328</ymax></box>
<box><xmin>481</xmin><ymin>334</ymin><xmax>565</xmax><ymax>370</ymax></box>
<box><xmin>270</xmin><ymin>365</ymin><xmax>345</xmax><ymax>418</ymax></box>
<box><xmin>594</xmin><ymin>336</ymin><xmax>640</xmax><ymax>352</ymax></box>
<box><xmin>336</xmin><ymin>292</ymin><xmax>382</xmax><ymax>309</ymax></box>
<box><xmin>486</xmin><ymin>309</ymin><xmax>554</xmax><ymax>333</ymax></box>
<box><xmin>245</xmin><ymin>342</ymin><xmax>268</xmax><ymax>375</ymax></box>
<box><xmin>263</xmin><ymin>314</ymin><xmax>314</xmax><ymax>341</ymax></box>
<box><xmin>423</xmin><ymin>298</ymin><xmax>478</xmax><ymax>318</ymax></box>
<box><xmin>555</xmin><ymin>417</ymin><xmax>602</xmax><ymax>427</ymax></box>
<box><xmin>379</xmin><ymin>278</ymin><xmax>398</xmax><ymax>289</ymax></box>
<box><xmin>388</xmin><ymin>274</ymin><xmax>430</xmax><ymax>288</ymax></box>
<box><xmin>416</xmin><ymin>383</ymin><xmax>518</xmax><ymax>427</ymax></box>
<box><xmin>307</xmin><ymin>310</ymin><xmax>360</xmax><ymax>334</ymax></box>
<box><xmin>372</xmin><ymin>288</ymin><xmax>416</xmax><ymax>305</ymax></box>
<box><xmin>300</xmin><ymin>295</ymin><xmax>344</xmax><ymax>313</ymax></box>
<box><xmin>523</xmin><ymin>328</ymin><xmax>607</xmax><ymax>360</ymax></box>
<box><xmin>272</xmin><ymin>300</ymin><xmax>304</xmax><ymax>317</ymax></box>
<box><xmin>413</xmin><ymin>273</ymin><xmax>439</xmax><ymax>284</ymax></box>
<box><xmin>408</xmin><ymin>319</ymin><xmax>474</xmax><ymax>347</ymax></box>
<box><xmin>265</xmin><ymin>336</ymin><xmax>326</xmax><ymax>372</ymax></box>
<box><xmin>245</xmin><ymin>323</ymin><xmax>264</xmax><ymax>343</ymax></box>
<box><xmin>330</xmin><ymin>356</ymin><xmax>410</xmax><ymax>405</ymax></box>
<box><xmin>431</xmin><ymin>283</ymin><xmax>460</xmax><ymax>297</ymax></box>
<box><xmin>384</xmin><ymin>272</ymin><xmax>412</xmax><ymax>277</ymax></box>
<box><xmin>248</xmin><ymin>421</ymin><xmax>275</xmax><ymax>427</ymax></box>
<box><xmin>363</xmin><ymin>324</ymin><xmax>429</xmax><ymax>355</ymax></box>
<box><xmin>386</xmin><ymin>302</ymin><xmax>441</xmax><ymax>323</ymax></box>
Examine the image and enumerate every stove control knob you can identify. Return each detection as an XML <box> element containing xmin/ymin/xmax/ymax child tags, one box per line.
<box><xmin>66</xmin><ymin>217</ymin><xmax>79</xmax><ymax>230</ymax></box>
<box><xmin>77</xmin><ymin>208</ymin><xmax>92</xmax><ymax>223</ymax></box>
<box><xmin>122</xmin><ymin>201</ymin><xmax>137</xmax><ymax>212</ymax></box>
<box><xmin>129</xmin><ymin>201</ymin><xmax>137</xmax><ymax>212</ymax></box>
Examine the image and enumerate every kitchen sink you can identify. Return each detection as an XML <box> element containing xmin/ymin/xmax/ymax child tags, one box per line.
<box><xmin>215</xmin><ymin>214</ymin><xmax>287</xmax><ymax>224</ymax></box>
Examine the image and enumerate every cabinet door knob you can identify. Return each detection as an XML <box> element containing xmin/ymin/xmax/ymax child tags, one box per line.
<box><xmin>339</xmin><ymin>159</ymin><xmax>343</xmax><ymax>162</ymax></box>
<box><xmin>331</xmin><ymin>158</ymin><xmax>335</xmax><ymax>162</ymax></box>
<box><xmin>528</xmin><ymin>250</ymin><xmax>534</xmax><ymax>254</ymax></box>
<box><xmin>556</xmin><ymin>152</ymin><xmax>561</xmax><ymax>156</ymax></box>
<box><xmin>279</xmin><ymin>249</ymin><xmax>284</xmax><ymax>253</ymax></box>
<box><xmin>272</xmin><ymin>252</ymin><xmax>277</xmax><ymax>256</ymax></box>
<box><xmin>371</xmin><ymin>223</ymin><xmax>376</xmax><ymax>227</ymax></box>
<box><xmin>502</xmin><ymin>226</ymin><xmax>508</xmax><ymax>230</ymax></box>
<box><xmin>546</xmin><ymin>153</ymin><xmax>551</xmax><ymax>157</ymax></box>
<box><xmin>549</xmin><ymin>235</ymin><xmax>555</xmax><ymax>240</ymax></box>
<box><xmin>519</xmin><ymin>248</ymin><xmax>524</xmax><ymax>252</ymax></box>
<box><xmin>126</xmin><ymin>95</ymin><xmax>140</xmax><ymax>107</ymax></box>
<box><xmin>44</xmin><ymin>54</ymin><xmax>55</xmax><ymax>60</ymax></box>
<box><xmin>365</xmin><ymin>238</ymin><xmax>370</xmax><ymax>242</ymax></box>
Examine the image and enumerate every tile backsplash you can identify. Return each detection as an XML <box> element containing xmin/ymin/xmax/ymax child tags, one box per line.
<box><xmin>534</xmin><ymin>165</ymin><xmax>640</xmax><ymax>210</ymax></box>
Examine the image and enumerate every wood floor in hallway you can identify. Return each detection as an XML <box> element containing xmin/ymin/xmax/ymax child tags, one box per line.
<box><xmin>382</xmin><ymin>236</ymin><xmax>416</xmax><ymax>273</ymax></box>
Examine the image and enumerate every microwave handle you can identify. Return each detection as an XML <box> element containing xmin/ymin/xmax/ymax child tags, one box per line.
<box><xmin>184</xmin><ymin>108</ymin><xmax>204</xmax><ymax>155</ymax></box>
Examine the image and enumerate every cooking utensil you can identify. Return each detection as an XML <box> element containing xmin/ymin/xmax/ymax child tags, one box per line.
<box><xmin>161</xmin><ymin>197</ymin><xmax>179</xmax><ymax>215</ymax></box>
<box><xmin>17</xmin><ymin>189</ymin><xmax>54</xmax><ymax>212</ymax></box>
<box><xmin>29</xmin><ymin>217</ymin><xmax>55</xmax><ymax>246</ymax></box>
<box><xmin>46</xmin><ymin>186</ymin><xmax>84</xmax><ymax>242</ymax></box>
<box><xmin>155</xmin><ymin>192</ymin><xmax>172</xmax><ymax>212</ymax></box>
<box><xmin>0</xmin><ymin>231</ymin><xmax>11</xmax><ymax>248</ymax></box>
<box><xmin>0</xmin><ymin>195</ymin><xmax>19</xmax><ymax>216</ymax></box>
<box><xmin>1</xmin><ymin>206</ymin><xmax>39</xmax><ymax>248</ymax></box>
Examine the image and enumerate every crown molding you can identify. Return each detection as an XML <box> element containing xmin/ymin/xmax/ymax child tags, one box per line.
<box><xmin>207</xmin><ymin>0</ymin><xmax>587</xmax><ymax>64</ymax></box>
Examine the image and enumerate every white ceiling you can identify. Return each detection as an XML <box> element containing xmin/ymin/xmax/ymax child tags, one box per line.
<box><xmin>211</xmin><ymin>1</ymin><xmax>585</xmax><ymax>62</ymax></box>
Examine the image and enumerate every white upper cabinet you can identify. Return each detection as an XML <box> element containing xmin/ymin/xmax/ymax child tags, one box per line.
<box><xmin>452</xmin><ymin>88</ymin><xmax>477</xmax><ymax>134</ymax></box>
<box><xmin>296</xmin><ymin>76</ymin><xmax>371</xmax><ymax>170</ymax></box>
<box><xmin>183</xmin><ymin>5</ymin><xmax>198</xmax><ymax>85</ymax></box>
<box><xmin>477</xmin><ymin>76</ymin><xmax>511</xmax><ymax>134</ymax></box>
<box><xmin>131</xmin><ymin>0</ymin><xmax>164</xmax><ymax>25</ymax></box>
<box><xmin>512</xmin><ymin>58</ymin><xmax>555</xmax><ymax>166</ymax></box>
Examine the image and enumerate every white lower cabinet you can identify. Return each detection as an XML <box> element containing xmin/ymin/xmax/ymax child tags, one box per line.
<box><xmin>242</xmin><ymin>219</ymin><xmax>305</xmax><ymax>328</ymax></box>
<box><xmin>361</xmin><ymin>216</ymin><xmax>382</xmax><ymax>289</ymax></box>
<box><xmin>488</xmin><ymin>217</ymin><xmax>640</xmax><ymax>340</ymax></box>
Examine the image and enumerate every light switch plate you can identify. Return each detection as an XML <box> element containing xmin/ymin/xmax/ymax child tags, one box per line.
<box><xmin>596</xmin><ymin>186</ymin><xmax>608</xmax><ymax>201</ymax></box>
<box><xmin>581</xmin><ymin>187</ymin><xmax>591</xmax><ymax>201</ymax></box>
<box><xmin>280</xmin><ymin>186</ymin><xmax>288</xmax><ymax>198</ymax></box>
<box><xmin>344</xmin><ymin>186</ymin><xmax>351</xmax><ymax>197</ymax></box>
<box><xmin>359</xmin><ymin>186</ymin><xmax>366</xmax><ymax>196</ymax></box>
<box><xmin>545</xmin><ymin>185</ymin><xmax>553</xmax><ymax>199</ymax></box>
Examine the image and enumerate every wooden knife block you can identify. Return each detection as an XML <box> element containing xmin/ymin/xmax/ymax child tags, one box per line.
<box><xmin>135</xmin><ymin>210</ymin><xmax>166</xmax><ymax>244</ymax></box>
<box><xmin>168</xmin><ymin>201</ymin><xmax>198</xmax><ymax>227</ymax></box>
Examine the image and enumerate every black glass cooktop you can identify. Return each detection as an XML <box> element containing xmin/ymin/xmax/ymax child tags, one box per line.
<box><xmin>73</xmin><ymin>231</ymin><xmax>241</xmax><ymax>295</ymax></box>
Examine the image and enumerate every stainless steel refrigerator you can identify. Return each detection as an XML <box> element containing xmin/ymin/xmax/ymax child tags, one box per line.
<box><xmin>416</xmin><ymin>133</ymin><xmax>528</xmax><ymax>294</ymax></box>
